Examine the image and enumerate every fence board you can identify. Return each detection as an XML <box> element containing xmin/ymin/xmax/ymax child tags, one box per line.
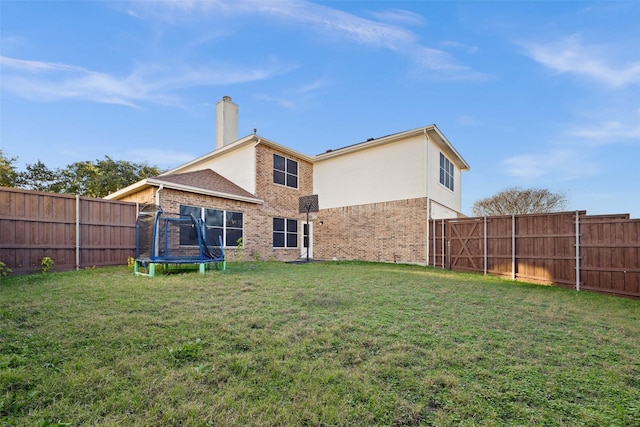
<box><xmin>430</xmin><ymin>211</ymin><xmax>639</xmax><ymax>298</ymax></box>
<box><xmin>0</xmin><ymin>187</ymin><xmax>136</xmax><ymax>274</ymax></box>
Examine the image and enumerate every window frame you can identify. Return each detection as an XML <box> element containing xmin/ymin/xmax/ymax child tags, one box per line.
<box><xmin>439</xmin><ymin>153</ymin><xmax>455</xmax><ymax>191</ymax></box>
<box><xmin>179</xmin><ymin>205</ymin><xmax>243</xmax><ymax>248</ymax></box>
<box><xmin>273</xmin><ymin>153</ymin><xmax>299</xmax><ymax>189</ymax></box>
<box><xmin>273</xmin><ymin>217</ymin><xmax>299</xmax><ymax>248</ymax></box>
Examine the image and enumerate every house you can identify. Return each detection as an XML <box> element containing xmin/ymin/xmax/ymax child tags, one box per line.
<box><xmin>105</xmin><ymin>96</ymin><xmax>470</xmax><ymax>264</ymax></box>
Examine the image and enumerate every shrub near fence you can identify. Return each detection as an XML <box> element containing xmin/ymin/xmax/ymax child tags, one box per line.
<box><xmin>429</xmin><ymin>211</ymin><xmax>640</xmax><ymax>298</ymax></box>
<box><xmin>0</xmin><ymin>187</ymin><xmax>137</xmax><ymax>274</ymax></box>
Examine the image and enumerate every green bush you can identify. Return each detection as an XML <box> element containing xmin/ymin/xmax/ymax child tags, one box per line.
<box><xmin>40</xmin><ymin>257</ymin><xmax>54</xmax><ymax>274</ymax></box>
<box><xmin>0</xmin><ymin>261</ymin><xmax>12</xmax><ymax>277</ymax></box>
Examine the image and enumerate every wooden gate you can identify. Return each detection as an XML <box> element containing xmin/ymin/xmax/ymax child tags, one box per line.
<box><xmin>429</xmin><ymin>211</ymin><xmax>639</xmax><ymax>298</ymax></box>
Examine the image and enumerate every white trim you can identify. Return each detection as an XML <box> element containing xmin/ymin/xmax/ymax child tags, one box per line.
<box><xmin>103</xmin><ymin>178</ymin><xmax>150</xmax><ymax>200</ymax></box>
<box><xmin>104</xmin><ymin>177</ymin><xmax>263</xmax><ymax>204</ymax></box>
<box><xmin>315</xmin><ymin>125</ymin><xmax>470</xmax><ymax>171</ymax></box>
<box><xmin>147</xmin><ymin>179</ymin><xmax>262</xmax><ymax>204</ymax></box>
<box><xmin>164</xmin><ymin>134</ymin><xmax>314</xmax><ymax>177</ymax></box>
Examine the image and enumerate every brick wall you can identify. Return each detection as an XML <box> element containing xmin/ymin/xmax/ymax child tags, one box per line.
<box><xmin>120</xmin><ymin>144</ymin><xmax>316</xmax><ymax>262</ymax></box>
<box><xmin>314</xmin><ymin>197</ymin><xmax>428</xmax><ymax>264</ymax></box>
<box><xmin>253</xmin><ymin>144</ymin><xmax>315</xmax><ymax>261</ymax></box>
<box><xmin>157</xmin><ymin>188</ymin><xmax>261</xmax><ymax>261</ymax></box>
<box><xmin>118</xmin><ymin>147</ymin><xmax>431</xmax><ymax>265</ymax></box>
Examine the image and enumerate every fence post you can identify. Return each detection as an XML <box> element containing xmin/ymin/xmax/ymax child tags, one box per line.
<box><xmin>483</xmin><ymin>216</ymin><xmax>488</xmax><ymax>275</ymax></box>
<box><xmin>511</xmin><ymin>214</ymin><xmax>516</xmax><ymax>280</ymax></box>
<box><xmin>432</xmin><ymin>218</ymin><xmax>437</xmax><ymax>267</ymax></box>
<box><xmin>76</xmin><ymin>195</ymin><xmax>80</xmax><ymax>270</ymax></box>
<box><xmin>575</xmin><ymin>211</ymin><xmax>581</xmax><ymax>292</ymax></box>
<box><xmin>441</xmin><ymin>219</ymin><xmax>445</xmax><ymax>269</ymax></box>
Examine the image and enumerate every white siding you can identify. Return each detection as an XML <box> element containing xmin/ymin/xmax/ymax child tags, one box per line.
<box><xmin>426</xmin><ymin>143</ymin><xmax>462</xmax><ymax>217</ymax></box>
<box><xmin>314</xmin><ymin>136</ymin><xmax>427</xmax><ymax>209</ymax></box>
<box><xmin>176</xmin><ymin>144</ymin><xmax>256</xmax><ymax>194</ymax></box>
<box><xmin>314</xmin><ymin>133</ymin><xmax>463</xmax><ymax>215</ymax></box>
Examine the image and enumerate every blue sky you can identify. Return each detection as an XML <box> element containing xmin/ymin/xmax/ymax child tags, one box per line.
<box><xmin>1</xmin><ymin>1</ymin><xmax>639</xmax><ymax>217</ymax></box>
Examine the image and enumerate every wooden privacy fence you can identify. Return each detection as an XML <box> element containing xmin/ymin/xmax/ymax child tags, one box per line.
<box><xmin>0</xmin><ymin>187</ymin><xmax>137</xmax><ymax>274</ymax></box>
<box><xmin>429</xmin><ymin>211</ymin><xmax>640</xmax><ymax>298</ymax></box>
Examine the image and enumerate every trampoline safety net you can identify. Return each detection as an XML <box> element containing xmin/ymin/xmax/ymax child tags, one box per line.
<box><xmin>135</xmin><ymin>204</ymin><xmax>224</xmax><ymax>267</ymax></box>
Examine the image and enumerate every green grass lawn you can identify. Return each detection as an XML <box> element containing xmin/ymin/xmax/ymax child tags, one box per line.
<box><xmin>1</xmin><ymin>261</ymin><xmax>638</xmax><ymax>426</ymax></box>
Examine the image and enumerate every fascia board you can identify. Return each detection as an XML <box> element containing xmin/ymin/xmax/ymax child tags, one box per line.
<box><xmin>161</xmin><ymin>134</ymin><xmax>314</xmax><ymax>176</ymax></box>
<box><xmin>103</xmin><ymin>179</ymin><xmax>150</xmax><ymax>200</ymax></box>
<box><xmin>427</xmin><ymin>125</ymin><xmax>471</xmax><ymax>171</ymax></box>
<box><xmin>314</xmin><ymin>129</ymin><xmax>420</xmax><ymax>161</ymax></box>
<box><xmin>313</xmin><ymin>125</ymin><xmax>470</xmax><ymax>171</ymax></box>
<box><xmin>146</xmin><ymin>178</ymin><xmax>263</xmax><ymax>204</ymax></box>
<box><xmin>256</xmin><ymin>137</ymin><xmax>315</xmax><ymax>163</ymax></box>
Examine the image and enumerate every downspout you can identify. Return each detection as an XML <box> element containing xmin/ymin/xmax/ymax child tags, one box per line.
<box><xmin>253</xmin><ymin>138</ymin><xmax>262</xmax><ymax>198</ymax></box>
<box><xmin>424</xmin><ymin>129</ymin><xmax>430</xmax><ymax>266</ymax></box>
<box><xmin>155</xmin><ymin>184</ymin><xmax>163</xmax><ymax>207</ymax></box>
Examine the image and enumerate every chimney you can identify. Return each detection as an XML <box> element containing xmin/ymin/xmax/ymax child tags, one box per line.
<box><xmin>216</xmin><ymin>96</ymin><xmax>239</xmax><ymax>149</ymax></box>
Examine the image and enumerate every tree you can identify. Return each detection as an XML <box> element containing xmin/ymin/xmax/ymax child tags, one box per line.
<box><xmin>90</xmin><ymin>156</ymin><xmax>162</xmax><ymax>197</ymax></box>
<box><xmin>13</xmin><ymin>156</ymin><xmax>162</xmax><ymax>197</ymax></box>
<box><xmin>18</xmin><ymin>160</ymin><xmax>59</xmax><ymax>192</ymax></box>
<box><xmin>52</xmin><ymin>161</ymin><xmax>101</xmax><ymax>196</ymax></box>
<box><xmin>0</xmin><ymin>149</ymin><xmax>19</xmax><ymax>187</ymax></box>
<box><xmin>471</xmin><ymin>187</ymin><xmax>568</xmax><ymax>217</ymax></box>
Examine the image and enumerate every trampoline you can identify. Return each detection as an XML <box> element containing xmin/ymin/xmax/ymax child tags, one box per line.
<box><xmin>134</xmin><ymin>204</ymin><xmax>225</xmax><ymax>276</ymax></box>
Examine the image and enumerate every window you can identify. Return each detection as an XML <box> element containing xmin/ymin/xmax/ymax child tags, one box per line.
<box><xmin>179</xmin><ymin>205</ymin><xmax>202</xmax><ymax>246</ymax></box>
<box><xmin>273</xmin><ymin>154</ymin><xmax>298</xmax><ymax>188</ymax></box>
<box><xmin>180</xmin><ymin>205</ymin><xmax>243</xmax><ymax>247</ymax></box>
<box><xmin>273</xmin><ymin>218</ymin><xmax>298</xmax><ymax>248</ymax></box>
<box><xmin>440</xmin><ymin>153</ymin><xmax>454</xmax><ymax>191</ymax></box>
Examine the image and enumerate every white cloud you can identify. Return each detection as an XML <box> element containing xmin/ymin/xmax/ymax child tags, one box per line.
<box><xmin>562</xmin><ymin>105</ymin><xmax>640</xmax><ymax>146</ymax></box>
<box><xmin>522</xmin><ymin>34</ymin><xmax>640</xmax><ymax>87</ymax></box>
<box><xmin>298</xmin><ymin>77</ymin><xmax>331</xmax><ymax>94</ymax></box>
<box><xmin>367</xmin><ymin>8</ymin><xmax>426</xmax><ymax>26</ymax></box>
<box><xmin>130</xmin><ymin>0</ymin><xmax>486</xmax><ymax>80</ymax></box>
<box><xmin>130</xmin><ymin>0</ymin><xmax>415</xmax><ymax>48</ymax></box>
<box><xmin>503</xmin><ymin>149</ymin><xmax>599</xmax><ymax>180</ymax></box>
<box><xmin>566</xmin><ymin>120</ymin><xmax>640</xmax><ymax>143</ymax></box>
<box><xmin>0</xmin><ymin>55</ymin><xmax>295</xmax><ymax>108</ymax></box>
<box><xmin>0</xmin><ymin>56</ymin><xmax>86</xmax><ymax>73</ymax></box>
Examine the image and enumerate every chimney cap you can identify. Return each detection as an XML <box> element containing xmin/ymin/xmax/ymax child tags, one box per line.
<box><xmin>222</xmin><ymin>95</ymin><xmax>232</xmax><ymax>102</ymax></box>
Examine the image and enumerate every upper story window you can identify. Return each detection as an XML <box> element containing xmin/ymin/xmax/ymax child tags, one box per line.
<box><xmin>273</xmin><ymin>154</ymin><xmax>298</xmax><ymax>189</ymax></box>
<box><xmin>440</xmin><ymin>153</ymin><xmax>454</xmax><ymax>191</ymax></box>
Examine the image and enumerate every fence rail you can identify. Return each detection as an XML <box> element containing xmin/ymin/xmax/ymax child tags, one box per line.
<box><xmin>429</xmin><ymin>211</ymin><xmax>639</xmax><ymax>298</ymax></box>
<box><xmin>0</xmin><ymin>187</ymin><xmax>137</xmax><ymax>274</ymax></box>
